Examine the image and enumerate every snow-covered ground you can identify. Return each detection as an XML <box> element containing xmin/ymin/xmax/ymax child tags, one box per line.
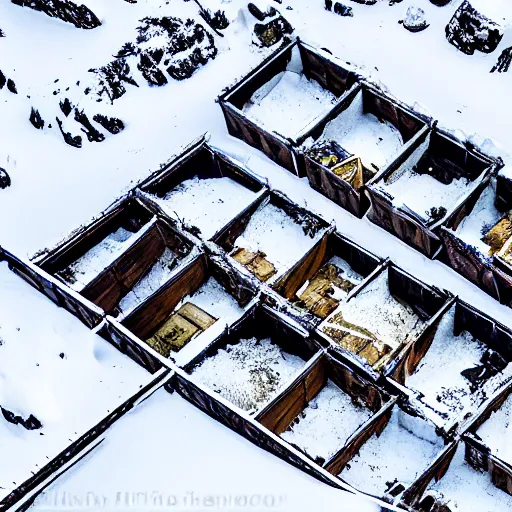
<box><xmin>0</xmin><ymin>262</ymin><xmax>151</xmax><ymax>501</ymax></box>
<box><xmin>3</xmin><ymin>0</ymin><xmax>512</xmax><ymax>509</ymax></box>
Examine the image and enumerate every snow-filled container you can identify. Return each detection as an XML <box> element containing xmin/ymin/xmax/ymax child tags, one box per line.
<box><xmin>255</xmin><ymin>351</ymin><xmax>393</xmax><ymax>468</ymax></box>
<box><xmin>138</xmin><ymin>137</ymin><xmax>267</xmax><ymax>241</ymax></box>
<box><xmin>336</xmin><ymin>404</ymin><xmax>445</xmax><ymax>503</ymax></box>
<box><xmin>265</xmin><ymin>230</ymin><xmax>382</xmax><ymax>328</ymax></box>
<box><xmin>218</xmin><ymin>38</ymin><xmax>359</xmax><ymax>176</ymax></box>
<box><xmin>183</xmin><ymin>303</ymin><xmax>321</xmax><ymax>415</ymax></box>
<box><xmin>317</xmin><ymin>261</ymin><xmax>450</xmax><ymax>382</ymax></box>
<box><xmin>367</xmin><ymin>128</ymin><xmax>500</xmax><ymax>258</ymax></box>
<box><xmin>397</xmin><ymin>299</ymin><xmax>512</xmax><ymax>436</ymax></box>
<box><xmin>302</xmin><ymin>83</ymin><xmax>429</xmax><ymax>218</ymax></box>
<box><xmin>116</xmin><ymin>252</ymin><xmax>258</xmax><ymax>367</ymax></box>
<box><xmin>438</xmin><ymin>179</ymin><xmax>512</xmax><ymax>306</ymax></box>
<box><xmin>406</xmin><ymin>442</ymin><xmax>512</xmax><ymax>511</ymax></box>
<box><xmin>0</xmin><ymin>262</ymin><xmax>166</xmax><ymax>508</ymax></box>
<box><xmin>212</xmin><ymin>190</ymin><xmax>330</xmax><ymax>287</ymax></box>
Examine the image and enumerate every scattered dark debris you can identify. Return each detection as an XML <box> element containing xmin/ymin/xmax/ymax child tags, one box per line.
<box><xmin>92</xmin><ymin>114</ymin><xmax>125</xmax><ymax>134</ymax></box>
<box><xmin>491</xmin><ymin>46</ymin><xmax>512</xmax><ymax>73</ymax></box>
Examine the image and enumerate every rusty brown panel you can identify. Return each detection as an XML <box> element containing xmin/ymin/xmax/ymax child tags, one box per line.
<box><xmin>81</xmin><ymin>268</ymin><xmax>119</xmax><ymax>313</ymax></box>
<box><xmin>122</xmin><ymin>255</ymin><xmax>207</xmax><ymax>341</ymax></box>
<box><xmin>490</xmin><ymin>456</ymin><xmax>512</xmax><ymax>496</ymax></box>
<box><xmin>274</xmin><ymin>233</ymin><xmax>329</xmax><ymax>300</ymax></box>
<box><xmin>324</xmin><ymin>402</ymin><xmax>394</xmax><ymax>476</ymax></box>
<box><xmin>465</xmin><ymin>437</ymin><xmax>489</xmax><ymax>473</ymax></box>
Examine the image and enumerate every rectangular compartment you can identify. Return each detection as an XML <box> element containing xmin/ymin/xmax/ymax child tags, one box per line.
<box><xmin>120</xmin><ymin>252</ymin><xmax>258</xmax><ymax>366</ymax></box>
<box><xmin>336</xmin><ymin>404</ymin><xmax>445</xmax><ymax>502</ymax></box>
<box><xmin>439</xmin><ymin>179</ymin><xmax>512</xmax><ymax>306</ymax></box>
<box><xmin>403</xmin><ymin>300</ymin><xmax>512</xmax><ymax>435</ymax></box>
<box><xmin>255</xmin><ymin>352</ymin><xmax>392</xmax><ymax>468</ymax></box>
<box><xmin>219</xmin><ymin>38</ymin><xmax>359</xmax><ymax>175</ymax></box>
<box><xmin>302</xmin><ymin>84</ymin><xmax>428</xmax><ymax>217</ymax></box>
<box><xmin>317</xmin><ymin>262</ymin><xmax>449</xmax><ymax>379</ymax></box>
<box><xmin>138</xmin><ymin>138</ymin><xmax>267</xmax><ymax>241</ymax></box>
<box><xmin>213</xmin><ymin>191</ymin><xmax>330</xmax><ymax>286</ymax></box>
<box><xmin>367</xmin><ymin>128</ymin><xmax>498</xmax><ymax>258</ymax></box>
<box><xmin>184</xmin><ymin>304</ymin><xmax>321</xmax><ymax>415</ymax></box>
<box><xmin>270</xmin><ymin>231</ymin><xmax>382</xmax><ymax>325</ymax></box>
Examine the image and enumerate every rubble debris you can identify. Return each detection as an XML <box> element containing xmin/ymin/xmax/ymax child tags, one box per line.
<box><xmin>401</xmin><ymin>6</ymin><xmax>429</xmax><ymax>33</ymax></box>
<box><xmin>253</xmin><ymin>14</ymin><xmax>293</xmax><ymax>47</ymax></box>
<box><xmin>446</xmin><ymin>1</ymin><xmax>504</xmax><ymax>55</ymax></box>
<box><xmin>92</xmin><ymin>114</ymin><xmax>125</xmax><ymax>134</ymax></box>
<box><xmin>11</xmin><ymin>0</ymin><xmax>101</xmax><ymax>30</ymax></box>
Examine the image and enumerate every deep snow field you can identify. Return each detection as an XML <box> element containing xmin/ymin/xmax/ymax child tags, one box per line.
<box><xmin>3</xmin><ymin>0</ymin><xmax>512</xmax><ymax>511</ymax></box>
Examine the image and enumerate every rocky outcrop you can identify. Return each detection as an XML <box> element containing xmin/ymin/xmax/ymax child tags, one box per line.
<box><xmin>93</xmin><ymin>114</ymin><xmax>125</xmax><ymax>134</ymax></box>
<box><xmin>30</xmin><ymin>107</ymin><xmax>45</xmax><ymax>129</ymax></box>
<box><xmin>491</xmin><ymin>46</ymin><xmax>512</xmax><ymax>73</ymax></box>
<box><xmin>446</xmin><ymin>1</ymin><xmax>503</xmax><ymax>55</ymax></box>
<box><xmin>11</xmin><ymin>0</ymin><xmax>101</xmax><ymax>29</ymax></box>
<box><xmin>0</xmin><ymin>168</ymin><xmax>11</xmax><ymax>189</ymax></box>
<box><xmin>1</xmin><ymin>407</ymin><xmax>41</xmax><ymax>429</ymax></box>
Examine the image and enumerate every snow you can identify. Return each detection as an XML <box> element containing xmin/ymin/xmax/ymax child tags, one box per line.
<box><xmin>407</xmin><ymin>306</ymin><xmax>512</xmax><ymax>427</ymax></box>
<box><xmin>30</xmin><ymin>389</ymin><xmax>378</xmax><ymax>512</ymax></box>
<box><xmin>322</xmin><ymin>270</ymin><xmax>425</xmax><ymax>351</ymax></box>
<box><xmin>339</xmin><ymin>408</ymin><xmax>443</xmax><ymax>498</ymax></box>
<box><xmin>57</xmin><ymin>226</ymin><xmax>139</xmax><ymax>292</ymax></box>
<box><xmin>0</xmin><ymin>262</ymin><xmax>150</xmax><ymax>501</ymax></box>
<box><xmin>117</xmin><ymin>247</ymin><xmax>179</xmax><ymax>315</ymax></box>
<box><xmin>311</xmin><ymin>90</ymin><xmax>404</xmax><ymax>172</ymax></box>
<box><xmin>427</xmin><ymin>444</ymin><xmax>512</xmax><ymax>512</ymax></box>
<box><xmin>477</xmin><ymin>392</ymin><xmax>512</xmax><ymax>463</ymax></box>
<box><xmin>280</xmin><ymin>380</ymin><xmax>372</xmax><ymax>463</ymax></box>
<box><xmin>243</xmin><ymin>70</ymin><xmax>338</xmax><ymax>139</ymax></box>
<box><xmin>233</xmin><ymin>202</ymin><xmax>323</xmax><ymax>276</ymax></box>
<box><xmin>454</xmin><ymin>182</ymin><xmax>503</xmax><ymax>258</ymax></box>
<box><xmin>190</xmin><ymin>337</ymin><xmax>307</xmax><ymax>414</ymax></box>
<box><xmin>150</xmin><ymin>176</ymin><xmax>257</xmax><ymax>239</ymax></box>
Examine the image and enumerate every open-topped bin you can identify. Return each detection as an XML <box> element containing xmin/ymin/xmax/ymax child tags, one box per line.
<box><xmin>439</xmin><ymin>179</ymin><xmax>512</xmax><ymax>306</ymax></box>
<box><xmin>407</xmin><ymin>441</ymin><xmax>512</xmax><ymax>512</ymax></box>
<box><xmin>302</xmin><ymin>84</ymin><xmax>428</xmax><ymax>218</ymax></box>
<box><xmin>118</xmin><ymin>252</ymin><xmax>257</xmax><ymax>367</ymax></box>
<box><xmin>317</xmin><ymin>261</ymin><xmax>450</xmax><ymax>380</ymax></box>
<box><xmin>255</xmin><ymin>351</ymin><xmax>393</xmax><ymax>468</ymax></box>
<box><xmin>401</xmin><ymin>300</ymin><xmax>512</xmax><ymax>436</ymax></box>
<box><xmin>367</xmin><ymin>128</ymin><xmax>499</xmax><ymax>258</ymax></box>
<box><xmin>335</xmin><ymin>403</ymin><xmax>446</xmax><ymax>504</ymax></box>
<box><xmin>212</xmin><ymin>190</ymin><xmax>330</xmax><ymax>286</ymax></box>
<box><xmin>183</xmin><ymin>304</ymin><xmax>321</xmax><ymax>415</ymax></box>
<box><xmin>269</xmin><ymin>231</ymin><xmax>382</xmax><ymax>325</ymax></box>
<box><xmin>219</xmin><ymin>38</ymin><xmax>359</xmax><ymax>175</ymax></box>
<box><xmin>137</xmin><ymin>137</ymin><xmax>267</xmax><ymax>241</ymax></box>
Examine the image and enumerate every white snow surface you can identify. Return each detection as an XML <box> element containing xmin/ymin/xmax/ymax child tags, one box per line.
<box><xmin>477</xmin><ymin>392</ymin><xmax>512</xmax><ymax>463</ymax></box>
<box><xmin>243</xmin><ymin>70</ymin><xmax>338</xmax><ymax>139</ymax></box>
<box><xmin>233</xmin><ymin>202</ymin><xmax>323</xmax><ymax>275</ymax></box>
<box><xmin>454</xmin><ymin>182</ymin><xmax>503</xmax><ymax>257</ymax></box>
<box><xmin>0</xmin><ymin>262</ymin><xmax>150</xmax><ymax>500</ymax></box>
<box><xmin>339</xmin><ymin>408</ymin><xmax>443</xmax><ymax>497</ymax></box>
<box><xmin>152</xmin><ymin>176</ymin><xmax>257</xmax><ymax>239</ymax></box>
<box><xmin>322</xmin><ymin>271</ymin><xmax>425</xmax><ymax>350</ymax></box>
<box><xmin>407</xmin><ymin>306</ymin><xmax>512</xmax><ymax>427</ymax></box>
<box><xmin>280</xmin><ymin>380</ymin><xmax>372</xmax><ymax>462</ymax></box>
<box><xmin>314</xmin><ymin>90</ymin><xmax>404</xmax><ymax>171</ymax></box>
<box><xmin>427</xmin><ymin>443</ymin><xmax>512</xmax><ymax>512</ymax></box>
<box><xmin>190</xmin><ymin>337</ymin><xmax>307</xmax><ymax>414</ymax></box>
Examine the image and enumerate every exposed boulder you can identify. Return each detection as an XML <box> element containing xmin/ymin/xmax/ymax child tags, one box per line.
<box><xmin>446</xmin><ymin>1</ymin><xmax>504</xmax><ymax>55</ymax></box>
<box><xmin>0</xmin><ymin>70</ymin><xmax>5</xmax><ymax>89</ymax></box>
<box><xmin>401</xmin><ymin>6</ymin><xmax>429</xmax><ymax>33</ymax></box>
<box><xmin>92</xmin><ymin>114</ymin><xmax>125</xmax><ymax>134</ymax></box>
<box><xmin>1</xmin><ymin>407</ymin><xmax>41</xmax><ymax>429</ymax></box>
<box><xmin>30</xmin><ymin>107</ymin><xmax>45</xmax><ymax>129</ymax></box>
<box><xmin>11</xmin><ymin>0</ymin><xmax>101</xmax><ymax>29</ymax></box>
<box><xmin>0</xmin><ymin>168</ymin><xmax>11</xmax><ymax>189</ymax></box>
<box><xmin>350</xmin><ymin>0</ymin><xmax>377</xmax><ymax>5</ymax></box>
<box><xmin>74</xmin><ymin>109</ymin><xmax>105</xmax><ymax>142</ymax></box>
<box><xmin>430</xmin><ymin>0</ymin><xmax>451</xmax><ymax>5</ymax></box>
<box><xmin>325</xmin><ymin>0</ymin><xmax>353</xmax><ymax>17</ymax></box>
<box><xmin>90</xmin><ymin>58</ymin><xmax>138</xmax><ymax>104</ymax></box>
<box><xmin>56</xmin><ymin>117</ymin><xmax>82</xmax><ymax>148</ymax></box>
<box><xmin>6</xmin><ymin>78</ymin><xmax>17</xmax><ymax>94</ymax></box>
<box><xmin>491</xmin><ymin>46</ymin><xmax>512</xmax><ymax>72</ymax></box>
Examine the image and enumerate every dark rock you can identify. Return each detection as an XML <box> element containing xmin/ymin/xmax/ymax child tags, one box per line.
<box><xmin>446</xmin><ymin>1</ymin><xmax>503</xmax><ymax>55</ymax></box>
<box><xmin>1</xmin><ymin>406</ymin><xmax>42</xmax><ymax>430</ymax></box>
<box><xmin>333</xmin><ymin>2</ymin><xmax>353</xmax><ymax>16</ymax></box>
<box><xmin>430</xmin><ymin>0</ymin><xmax>451</xmax><ymax>5</ymax></box>
<box><xmin>7</xmin><ymin>78</ymin><xmax>17</xmax><ymax>94</ymax></box>
<box><xmin>91</xmin><ymin>58</ymin><xmax>138</xmax><ymax>103</ymax></box>
<box><xmin>0</xmin><ymin>28</ymin><xmax>5</xmax><ymax>37</ymax></box>
<box><xmin>248</xmin><ymin>3</ymin><xmax>277</xmax><ymax>21</ymax></box>
<box><xmin>30</xmin><ymin>107</ymin><xmax>45</xmax><ymax>129</ymax></box>
<box><xmin>0</xmin><ymin>168</ymin><xmax>11</xmax><ymax>189</ymax></box>
<box><xmin>93</xmin><ymin>114</ymin><xmax>125</xmax><ymax>134</ymax></box>
<box><xmin>0</xmin><ymin>70</ymin><xmax>5</xmax><ymax>89</ymax></box>
<box><xmin>56</xmin><ymin>117</ymin><xmax>82</xmax><ymax>148</ymax></box>
<box><xmin>11</xmin><ymin>0</ymin><xmax>101</xmax><ymax>29</ymax></box>
<box><xmin>138</xmin><ymin>52</ymin><xmax>168</xmax><ymax>86</ymax></box>
<box><xmin>325</xmin><ymin>0</ymin><xmax>333</xmax><ymax>10</ymax></box>
<box><xmin>199</xmin><ymin>8</ymin><xmax>229</xmax><ymax>31</ymax></box>
<box><xmin>167</xmin><ymin>58</ymin><xmax>197</xmax><ymax>80</ymax></box>
<box><xmin>350</xmin><ymin>0</ymin><xmax>377</xmax><ymax>4</ymax></box>
<box><xmin>59</xmin><ymin>97</ymin><xmax>73</xmax><ymax>117</ymax></box>
<box><xmin>253</xmin><ymin>15</ymin><xmax>293</xmax><ymax>47</ymax></box>
<box><xmin>491</xmin><ymin>46</ymin><xmax>512</xmax><ymax>73</ymax></box>
<box><xmin>402</xmin><ymin>6</ymin><xmax>429</xmax><ymax>32</ymax></box>
<box><xmin>74</xmin><ymin>109</ymin><xmax>105</xmax><ymax>142</ymax></box>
